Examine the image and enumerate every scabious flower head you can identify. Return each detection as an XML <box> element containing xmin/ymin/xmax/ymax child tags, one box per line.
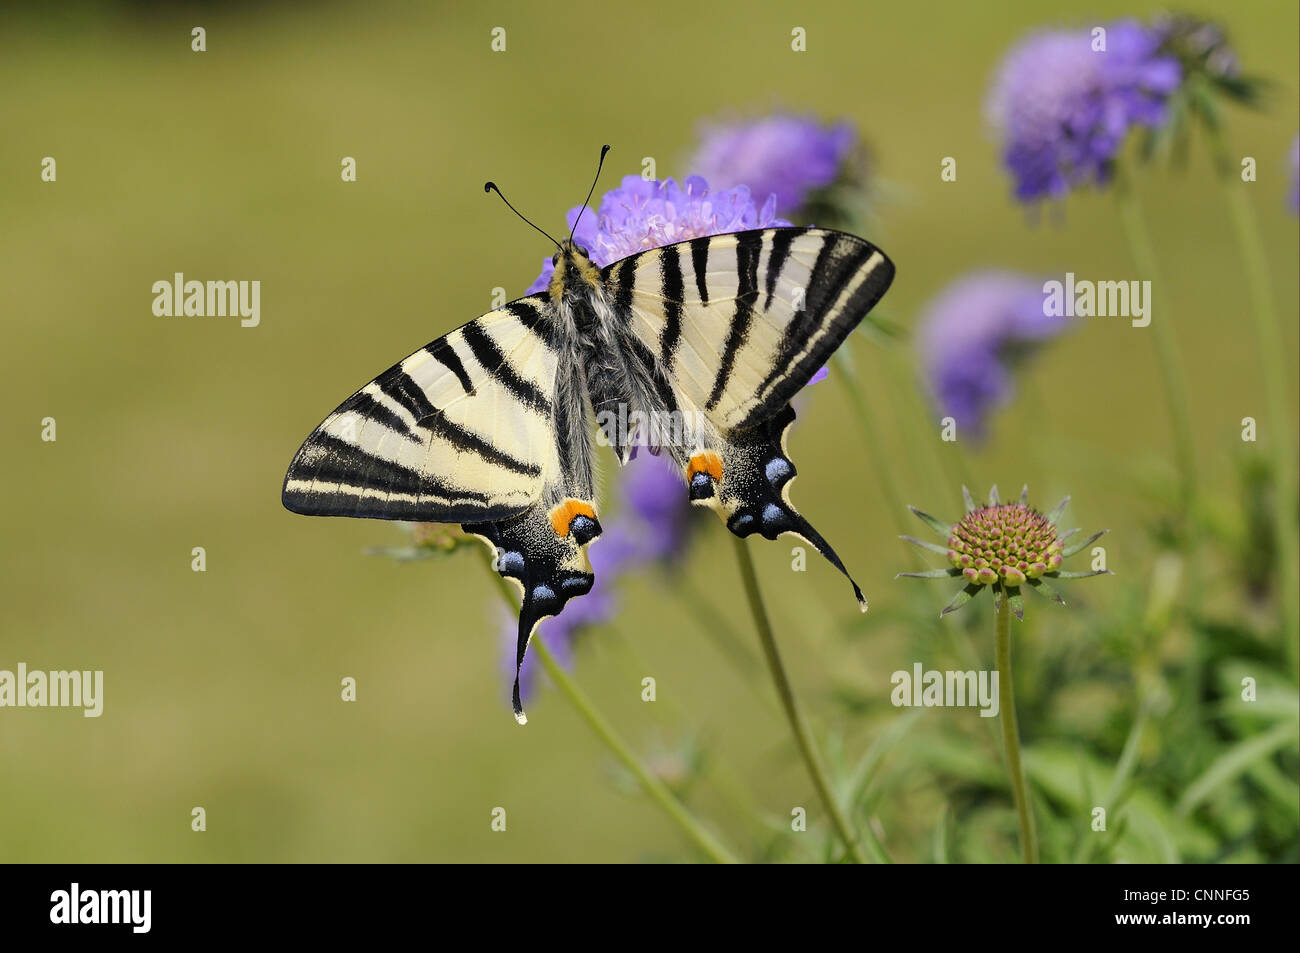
<box><xmin>900</xmin><ymin>485</ymin><xmax>1110</xmax><ymax>620</ymax></box>
<box><xmin>917</xmin><ymin>271</ymin><xmax>1065</xmax><ymax>439</ymax></box>
<box><xmin>687</xmin><ymin>114</ymin><xmax>857</xmax><ymax>216</ymax></box>
<box><xmin>527</xmin><ymin>175</ymin><xmax>790</xmax><ymax>293</ymax></box>
<box><xmin>987</xmin><ymin>20</ymin><xmax>1182</xmax><ymax>201</ymax></box>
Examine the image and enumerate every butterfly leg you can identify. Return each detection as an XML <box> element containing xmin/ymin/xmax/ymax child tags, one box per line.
<box><xmin>688</xmin><ymin>405</ymin><xmax>868</xmax><ymax>611</ymax></box>
<box><xmin>464</xmin><ymin>497</ymin><xmax>602</xmax><ymax>724</ymax></box>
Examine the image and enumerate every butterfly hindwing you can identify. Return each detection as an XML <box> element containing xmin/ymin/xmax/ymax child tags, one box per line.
<box><xmin>608</xmin><ymin>226</ymin><xmax>894</xmax><ymax>435</ymax></box>
<box><xmin>282</xmin><ymin>296</ymin><xmax>559</xmax><ymax>523</ymax></box>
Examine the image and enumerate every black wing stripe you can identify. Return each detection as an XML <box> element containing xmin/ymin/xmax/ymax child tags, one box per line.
<box><xmin>689</xmin><ymin>237</ymin><xmax>710</xmax><ymax>305</ymax></box>
<box><xmin>297</xmin><ymin>433</ymin><xmax>491</xmax><ymax>504</ymax></box>
<box><xmin>348</xmin><ymin>392</ymin><xmax>422</xmax><ymax>443</ymax></box>
<box><xmin>418</xmin><ymin>412</ymin><xmax>542</xmax><ymax>477</ymax></box>
<box><xmin>378</xmin><ymin>370</ymin><xmax>437</xmax><ymax>423</ymax></box>
<box><xmin>705</xmin><ymin>231</ymin><xmax>763</xmax><ymax>411</ymax></box>
<box><xmin>763</xmin><ymin>228</ymin><xmax>799</xmax><ymax>310</ymax></box>
<box><xmin>426</xmin><ymin>340</ymin><xmax>474</xmax><ymax>395</ymax></box>
<box><xmin>659</xmin><ymin>246</ymin><xmax>684</xmax><ymax>370</ymax></box>
<box><xmin>459</xmin><ymin>321</ymin><xmax>553</xmax><ymax>414</ymax></box>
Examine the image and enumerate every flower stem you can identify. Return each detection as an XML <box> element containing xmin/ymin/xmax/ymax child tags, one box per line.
<box><xmin>1206</xmin><ymin>128</ymin><xmax>1299</xmax><ymax>678</ymax></box>
<box><xmin>480</xmin><ymin>556</ymin><xmax>741</xmax><ymax>864</ymax></box>
<box><xmin>1114</xmin><ymin>166</ymin><xmax>1198</xmax><ymax>527</ymax></box>
<box><xmin>995</xmin><ymin>593</ymin><xmax>1038</xmax><ymax>863</ymax></box>
<box><xmin>730</xmin><ymin>535</ymin><xmax>874</xmax><ymax>863</ymax></box>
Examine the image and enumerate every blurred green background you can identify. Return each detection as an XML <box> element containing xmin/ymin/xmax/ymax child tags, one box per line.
<box><xmin>2</xmin><ymin>0</ymin><xmax>1296</xmax><ymax>862</ymax></box>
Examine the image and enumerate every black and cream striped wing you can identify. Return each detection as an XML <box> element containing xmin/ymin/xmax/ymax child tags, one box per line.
<box><xmin>282</xmin><ymin>296</ymin><xmax>558</xmax><ymax>523</ymax></box>
<box><xmin>607</xmin><ymin>227</ymin><xmax>894</xmax><ymax>433</ymax></box>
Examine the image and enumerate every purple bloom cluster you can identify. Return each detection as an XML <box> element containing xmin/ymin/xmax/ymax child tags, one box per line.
<box><xmin>527</xmin><ymin>175</ymin><xmax>789</xmax><ymax>293</ymax></box>
<box><xmin>918</xmin><ymin>271</ymin><xmax>1067</xmax><ymax>438</ymax></box>
<box><xmin>1289</xmin><ymin>133</ymin><xmax>1299</xmax><ymax>216</ymax></box>
<box><xmin>688</xmin><ymin>114</ymin><xmax>856</xmax><ymax>215</ymax></box>
<box><xmin>987</xmin><ymin>20</ymin><xmax>1182</xmax><ymax>201</ymax></box>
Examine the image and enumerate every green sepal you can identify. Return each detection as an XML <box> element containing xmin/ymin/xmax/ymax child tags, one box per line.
<box><xmin>1018</xmin><ymin>484</ymin><xmax>1029</xmax><ymax>505</ymax></box>
<box><xmin>988</xmin><ymin>484</ymin><xmax>1001</xmax><ymax>506</ymax></box>
<box><xmin>1047</xmin><ymin>569</ymin><xmax>1112</xmax><ymax>580</ymax></box>
<box><xmin>1044</xmin><ymin>495</ymin><xmax>1071</xmax><ymax>526</ymax></box>
<box><xmin>899</xmin><ymin>535</ymin><xmax>951</xmax><ymax>556</ymax></box>
<box><xmin>1026</xmin><ymin>577</ymin><xmax>1066</xmax><ymax>605</ymax></box>
<box><xmin>909</xmin><ymin>506</ymin><xmax>955</xmax><ymax>538</ymax></box>
<box><xmin>940</xmin><ymin>583</ymin><xmax>983</xmax><ymax>617</ymax></box>
<box><xmin>1006</xmin><ymin>586</ymin><xmax>1025</xmax><ymax>621</ymax></box>
<box><xmin>1062</xmin><ymin>529</ymin><xmax>1108</xmax><ymax>558</ymax></box>
<box><xmin>962</xmin><ymin>486</ymin><xmax>978</xmax><ymax>514</ymax></box>
<box><xmin>897</xmin><ymin>568</ymin><xmax>962</xmax><ymax>579</ymax></box>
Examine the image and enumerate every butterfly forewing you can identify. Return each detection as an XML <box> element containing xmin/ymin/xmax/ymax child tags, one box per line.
<box><xmin>609</xmin><ymin>227</ymin><xmax>894</xmax><ymax>434</ymax></box>
<box><xmin>282</xmin><ymin>295</ymin><xmax>560</xmax><ymax>523</ymax></box>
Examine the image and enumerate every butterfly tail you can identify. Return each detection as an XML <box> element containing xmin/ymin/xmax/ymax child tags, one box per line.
<box><xmin>466</xmin><ymin>499</ymin><xmax>601</xmax><ymax>724</ymax></box>
<box><xmin>692</xmin><ymin>404</ymin><xmax>867</xmax><ymax>612</ymax></box>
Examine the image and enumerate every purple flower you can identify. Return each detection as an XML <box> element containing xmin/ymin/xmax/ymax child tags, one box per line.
<box><xmin>987</xmin><ymin>20</ymin><xmax>1182</xmax><ymax>201</ymax></box>
<box><xmin>615</xmin><ymin>451</ymin><xmax>701</xmax><ymax>565</ymax></box>
<box><xmin>917</xmin><ymin>272</ymin><xmax>1066</xmax><ymax>438</ymax></box>
<box><xmin>687</xmin><ymin>114</ymin><xmax>856</xmax><ymax>215</ymax></box>
<box><xmin>1289</xmin><ymin>133</ymin><xmax>1299</xmax><ymax>216</ymax></box>
<box><xmin>527</xmin><ymin>175</ymin><xmax>790</xmax><ymax>293</ymax></box>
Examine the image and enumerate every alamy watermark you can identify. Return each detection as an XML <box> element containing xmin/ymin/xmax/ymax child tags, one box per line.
<box><xmin>595</xmin><ymin>404</ymin><xmax>707</xmax><ymax>450</ymax></box>
<box><xmin>0</xmin><ymin>663</ymin><xmax>103</xmax><ymax>717</ymax></box>
<box><xmin>891</xmin><ymin>663</ymin><xmax>999</xmax><ymax>717</ymax></box>
<box><xmin>152</xmin><ymin>273</ymin><xmax>260</xmax><ymax>327</ymax></box>
<box><xmin>1043</xmin><ymin>272</ymin><xmax>1151</xmax><ymax>327</ymax></box>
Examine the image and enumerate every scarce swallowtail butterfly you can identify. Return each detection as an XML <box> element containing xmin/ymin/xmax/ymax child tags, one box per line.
<box><xmin>283</xmin><ymin>147</ymin><xmax>895</xmax><ymax>723</ymax></box>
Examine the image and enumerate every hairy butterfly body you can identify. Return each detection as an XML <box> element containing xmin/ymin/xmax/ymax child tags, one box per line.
<box><xmin>284</xmin><ymin>180</ymin><xmax>894</xmax><ymax>722</ymax></box>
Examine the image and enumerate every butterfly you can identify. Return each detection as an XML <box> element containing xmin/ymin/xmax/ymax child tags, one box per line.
<box><xmin>283</xmin><ymin>148</ymin><xmax>895</xmax><ymax>723</ymax></box>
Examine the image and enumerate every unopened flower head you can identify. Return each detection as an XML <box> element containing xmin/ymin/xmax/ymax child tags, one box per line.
<box><xmin>899</xmin><ymin>485</ymin><xmax>1111</xmax><ymax>619</ymax></box>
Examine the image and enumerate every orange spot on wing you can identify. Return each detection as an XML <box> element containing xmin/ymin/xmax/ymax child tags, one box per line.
<box><xmin>549</xmin><ymin>499</ymin><xmax>597</xmax><ymax>537</ymax></box>
<box><xmin>687</xmin><ymin>452</ymin><xmax>723</xmax><ymax>483</ymax></box>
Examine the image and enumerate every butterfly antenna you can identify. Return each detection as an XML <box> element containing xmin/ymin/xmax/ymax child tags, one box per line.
<box><xmin>569</xmin><ymin>144</ymin><xmax>611</xmax><ymax>243</ymax></box>
<box><xmin>484</xmin><ymin>181</ymin><xmax>562</xmax><ymax>252</ymax></box>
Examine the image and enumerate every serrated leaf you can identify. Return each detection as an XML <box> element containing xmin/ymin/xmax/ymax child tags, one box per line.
<box><xmin>1006</xmin><ymin>587</ymin><xmax>1025</xmax><ymax>621</ymax></box>
<box><xmin>1062</xmin><ymin>529</ymin><xmax>1108</xmax><ymax>558</ymax></box>
<box><xmin>908</xmin><ymin>506</ymin><xmax>954</xmax><ymax>538</ymax></box>
<box><xmin>940</xmin><ymin>583</ymin><xmax>983</xmax><ymax>617</ymax></box>
<box><xmin>897</xmin><ymin>568</ymin><xmax>962</xmax><ymax>579</ymax></box>
<box><xmin>1026</xmin><ymin>577</ymin><xmax>1066</xmax><ymax>604</ymax></box>
<box><xmin>962</xmin><ymin>486</ymin><xmax>977</xmax><ymax>513</ymax></box>
<box><xmin>1044</xmin><ymin>495</ymin><xmax>1071</xmax><ymax>526</ymax></box>
<box><xmin>899</xmin><ymin>534</ymin><xmax>950</xmax><ymax>556</ymax></box>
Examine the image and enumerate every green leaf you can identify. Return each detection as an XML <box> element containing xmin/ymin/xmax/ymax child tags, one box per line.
<box><xmin>897</xmin><ymin>568</ymin><xmax>961</xmax><ymax>579</ymax></box>
<box><xmin>908</xmin><ymin>506</ymin><xmax>954</xmax><ymax>538</ymax></box>
<box><xmin>940</xmin><ymin>583</ymin><xmax>983</xmax><ymax>616</ymax></box>
<box><xmin>933</xmin><ymin>803</ymin><xmax>950</xmax><ymax>865</ymax></box>
<box><xmin>1062</xmin><ymin>528</ymin><xmax>1108</xmax><ymax>558</ymax></box>
<box><xmin>988</xmin><ymin>484</ymin><xmax>1000</xmax><ymax>506</ymax></box>
<box><xmin>1175</xmin><ymin>720</ymin><xmax>1299</xmax><ymax>816</ymax></box>
<box><xmin>899</xmin><ymin>534</ymin><xmax>950</xmax><ymax>556</ymax></box>
<box><xmin>1044</xmin><ymin>495</ymin><xmax>1070</xmax><ymax>526</ymax></box>
<box><xmin>1026</xmin><ymin>577</ymin><xmax>1066</xmax><ymax>605</ymax></box>
<box><xmin>961</xmin><ymin>485</ymin><xmax>977</xmax><ymax>513</ymax></box>
<box><xmin>1006</xmin><ymin>587</ymin><xmax>1025</xmax><ymax>621</ymax></box>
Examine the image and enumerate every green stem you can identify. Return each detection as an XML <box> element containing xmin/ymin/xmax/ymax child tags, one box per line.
<box><xmin>1114</xmin><ymin>166</ymin><xmax>1198</xmax><ymax>528</ymax></box>
<box><xmin>1206</xmin><ymin>129</ymin><xmax>1299</xmax><ymax>677</ymax></box>
<box><xmin>834</xmin><ymin>351</ymin><xmax>911</xmax><ymax>537</ymax></box>
<box><xmin>995</xmin><ymin>592</ymin><xmax>1038</xmax><ymax>863</ymax></box>
<box><xmin>481</xmin><ymin>557</ymin><xmax>741</xmax><ymax>864</ymax></box>
<box><xmin>731</xmin><ymin>536</ymin><xmax>875</xmax><ymax>863</ymax></box>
